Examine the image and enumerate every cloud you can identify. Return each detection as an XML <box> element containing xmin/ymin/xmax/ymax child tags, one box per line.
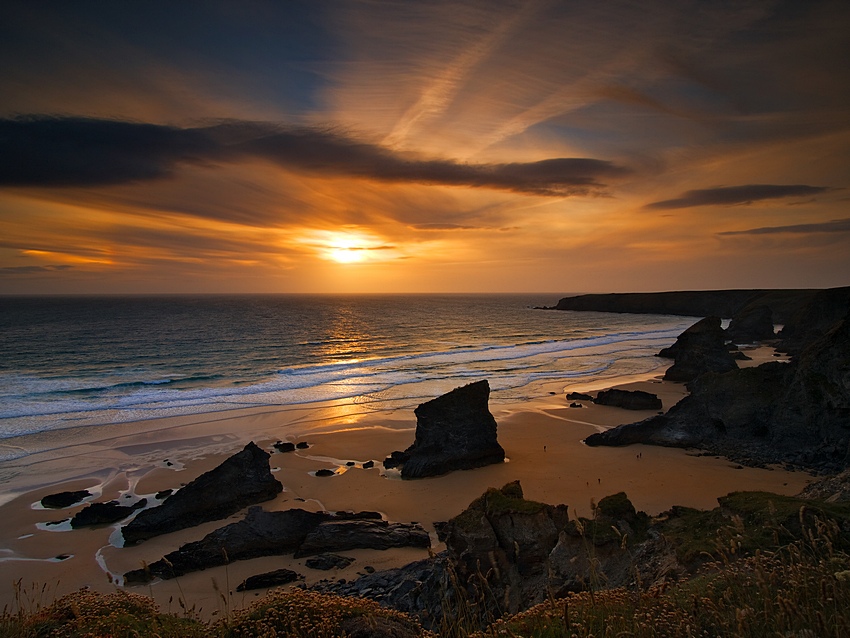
<box><xmin>718</xmin><ymin>218</ymin><xmax>850</xmax><ymax>236</ymax></box>
<box><xmin>0</xmin><ymin>264</ymin><xmax>72</xmax><ymax>275</ymax></box>
<box><xmin>410</xmin><ymin>223</ymin><xmax>479</xmax><ymax>231</ymax></box>
<box><xmin>0</xmin><ymin>116</ymin><xmax>629</xmax><ymax>196</ymax></box>
<box><xmin>646</xmin><ymin>184</ymin><xmax>831</xmax><ymax>209</ymax></box>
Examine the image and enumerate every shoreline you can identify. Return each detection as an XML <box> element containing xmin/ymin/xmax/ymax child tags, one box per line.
<box><xmin>0</xmin><ymin>349</ymin><xmax>811</xmax><ymax>617</ymax></box>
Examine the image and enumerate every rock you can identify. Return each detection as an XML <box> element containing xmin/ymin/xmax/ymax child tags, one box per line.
<box><xmin>296</xmin><ymin>442</ymin><xmax>310</xmax><ymax>449</ymax></box>
<box><xmin>274</xmin><ymin>441</ymin><xmax>296</xmax><ymax>453</ymax></box>
<box><xmin>155</xmin><ymin>489</ymin><xmax>173</xmax><ymax>500</ymax></box>
<box><xmin>121</xmin><ymin>442</ymin><xmax>282</xmax><ymax>545</ymax></box>
<box><xmin>40</xmin><ymin>490</ymin><xmax>91</xmax><ymax>509</ymax></box>
<box><xmin>71</xmin><ymin>499</ymin><xmax>147</xmax><ymax>528</ymax></box>
<box><xmin>389</xmin><ymin>380</ymin><xmax>505</xmax><ymax>479</ymax></box>
<box><xmin>294</xmin><ymin>519</ymin><xmax>431</xmax><ymax>558</ymax></box>
<box><xmin>726</xmin><ymin>305</ymin><xmax>775</xmax><ymax>344</ymax></box>
<box><xmin>586</xmin><ymin>305</ymin><xmax>850</xmax><ymax>473</ymax></box>
<box><xmin>658</xmin><ymin>317</ymin><xmax>738</xmax><ymax>383</ymax></box>
<box><xmin>124</xmin><ymin>507</ymin><xmax>424</xmax><ymax>583</ymax></box>
<box><xmin>383</xmin><ymin>451</ymin><xmax>409</xmax><ymax>469</ymax></box>
<box><xmin>305</xmin><ymin>553</ymin><xmax>355</xmax><ymax>570</ymax></box>
<box><xmin>236</xmin><ymin>568</ymin><xmax>302</xmax><ymax>591</ymax></box>
<box><xmin>315</xmin><ymin>469</ymin><xmax>336</xmax><ymax>477</ymax></box>
<box><xmin>778</xmin><ymin>286</ymin><xmax>850</xmax><ymax>355</ymax></box>
<box><xmin>592</xmin><ymin>389</ymin><xmax>662</xmax><ymax>410</ymax></box>
<box><xmin>569</xmin><ymin>402</ymin><xmax>583</xmax><ymax>408</ymax></box>
<box><xmin>363</xmin><ymin>460</ymin><xmax>375</xmax><ymax>469</ymax></box>
<box><xmin>566</xmin><ymin>392</ymin><xmax>592</xmax><ymax>401</ymax></box>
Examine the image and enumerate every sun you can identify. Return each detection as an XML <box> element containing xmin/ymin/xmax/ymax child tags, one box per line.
<box><xmin>304</xmin><ymin>230</ymin><xmax>391</xmax><ymax>264</ymax></box>
<box><xmin>326</xmin><ymin>237</ymin><xmax>368</xmax><ymax>263</ymax></box>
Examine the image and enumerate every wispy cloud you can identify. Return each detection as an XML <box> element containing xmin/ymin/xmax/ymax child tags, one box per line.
<box><xmin>718</xmin><ymin>218</ymin><xmax>850</xmax><ymax>236</ymax></box>
<box><xmin>645</xmin><ymin>184</ymin><xmax>831</xmax><ymax>210</ymax></box>
<box><xmin>0</xmin><ymin>116</ymin><xmax>629</xmax><ymax>196</ymax></box>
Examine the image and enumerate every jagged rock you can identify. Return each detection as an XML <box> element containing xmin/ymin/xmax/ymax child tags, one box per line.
<box><xmin>41</xmin><ymin>490</ymin><xmax>91</xmax><ymax>509</ymax></box>
<box><xmin>294</xmin><ymin>520</ymin><xmax>431</xmax><ymax>558</ymax></box>
<box><xmin>389</xmin><ymin>380</ymin><xmax>505</xmax><ymax>479</ymax></box>
<box><xmin>121</xmin><ymin>442</ymin><xmax>282</xmax><ymax>545</ymax></box>
<box><xmin>123</xmin><ymin>507</ymin><xmax>425</xmax><ymax>584</ymax></box>
<box><xmin>799</xmin><ymin>469</ymin><xmax>850</xmax><ymax>502</ymax></box>
<box><xmin>778</xmin><ymin>286</ymin><xmax>850</xmax><ymax>354</ymax></box>
<box><xmin>236</xmin><ymin>568</ymin><xmax>302</xmax><ymax>591</ymax></box>
<box><xmin>70</xmin><ymin>499</ymin><xmax>146</xmax><ymax>528</ymax></box>
<box><xmin>592</xmin><ymin>389</ymin><xmax>662</xmax><ymax>410</ymax></box>
<box><xmin>566</xmin><ymin>391</ymin><xmax>592</xmax><ymax>401</ymax></box>
<box><xmin>305</xmin><ymin>553</ymin><xmax>355</xmax><ymax>570</ymax></box>
<box><xmin>658</xmin><ymin>317</ymin><xmax>738</xmax><ymax>383</ymax></box>
<box><xmin>586</xmin><ymin>305</ymin><xmax>850</xmax><ymax>473</ymax></box>
<box><xmin>726</xmin><ymin>305</ymin><xmax>775</xmax><ymax>344</ymax></box>
<box><xmin>383</xmin><ymin>451</ymin><xmax>409</xmax><ymax>469</ymax></box>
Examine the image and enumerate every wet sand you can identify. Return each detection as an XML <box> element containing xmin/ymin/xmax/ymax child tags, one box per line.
<box><xmin>0</xmin><ymin>348</ymin><xmax>810</xmax><ymax>617</ymax></box>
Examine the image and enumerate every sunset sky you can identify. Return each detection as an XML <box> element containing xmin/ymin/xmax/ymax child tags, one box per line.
<box><xmin>1</xmin><ymin>0</ymin><xmax>848</xmax><ymax>294</ymax></box>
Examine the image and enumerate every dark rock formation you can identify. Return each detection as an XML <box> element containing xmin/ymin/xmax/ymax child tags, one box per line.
<box><xmin>388</xmin><ymin>380</ymin><xmax>505</xmax><ymax>479</ymax></box>
<box><xmin>315</xmin><ymin>469</ymin><xmax>336</xmax><ymax>477</ymax></box>
<box><xmin>569</xmin><ymin>402</ymin><xmax>583</xmax><ymax>408</ymax></box>
<box><xmin>566</xmin><ymin>391</ymin><xmax>592</xmax><ymax>401</ymax></box>
<box><xmin>587</xmin><ymin>305</ymin><xmax>850</xmax><ymax>473</ymax></box>
<box><xmin>70</xmin><ymin>499</ymin><xmax>146</xmax><ymax>528</ymax></box>
<box><xmin>548</xmin><ymin>289</ymin><xmax>818</xmax><ymax>323</ymax></box>
<box><xmin>314</xmin><ymin>483</ymin><xmax>678</xmax><ymax>628</ymax></box>
<box><xmin>383</xmin><ymin>451</ymin><xmax>409</xmax><ymax>470</ymax></box>
<box><xmin>658</xmin><ymin>317</ymin><xmax>738</xmax><ymax>383</ymax></box>
<box><xmin>273</xmin><ymin>441</ymin><xmax>296</xmax><ymax>453</ymax></box>
<box><xmin>305</xmin><ymin>553</ymin><xmax>355</xmax><ymax>570</ymax></box>
<box><xmin>296</xmin><ymin>442</ymin><xmax>310</xmax><ymax>449</ymax></box>
<box><xmin>294</xmin><ymin>519</ymin><xmax>430</xmax><ymax>558</ymax></box>
<box><xmin>121</xmin><ymin>442</ymin><xmax>282</xmax><ymax>545</ymax></box>
<box><xmin>236</xmin><ymin>568</ymin><xmax>302</xmax><ymax>592</ymax></box>
<box><xmin>592</xmin><ymin>388</ymin><xmax>662</xmax><ymax>410</ymax></box>
<box><xmin>41</xmin><ymin>490</ymin><xmax>91</xmax><ymax>509</ymax></box>
<box><xmin>726</xmin><ymin>305</ymin><xmax>775</xmax><ymax>344</ymax></box>
<box><xmin>124</xmin><ymin>507</ymin><xmax>428</xmax><ymax>583</ymax></box>
<box><xmin>778</xmin><ymin>286</ymin><xmax>850</xmax><ymax>355</ymax></box>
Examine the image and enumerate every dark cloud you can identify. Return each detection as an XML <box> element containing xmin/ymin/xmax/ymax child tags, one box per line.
<box><xmin>646</xmin><ymin>184</ymin><xmax>831</xmax><ymax>209</ymax></box>
<box><xmin>0</xmin><ymin>116</ymin><xmax>629</xmax><ymax>196</ymax></box>
<box><xmin>718</xmin><ymin>218</ymin><xmax>850</xmax><ymax>236</ymax></box>
<box><xmin>0</xmin><ymin>264</ymin><xmax>72</xmax><ymax>275</ymax></box>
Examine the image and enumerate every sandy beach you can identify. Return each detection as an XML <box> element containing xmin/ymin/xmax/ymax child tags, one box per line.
<box><xmin>0</xmin><ymin>347</ymin><xmax>809</xmax><ymax>617</ymax></box>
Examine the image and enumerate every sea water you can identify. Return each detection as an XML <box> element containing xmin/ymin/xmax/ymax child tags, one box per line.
<box><xmin>0</xmin><ymin>294</ymin><xmax>694</xmax><ymax>445</ymax></box>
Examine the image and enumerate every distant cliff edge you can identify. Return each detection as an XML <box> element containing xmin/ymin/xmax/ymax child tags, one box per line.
<box><xmin>546</xmin><ymin>289</ymin><xmax>830</xmax><ymax>324</ymax></box>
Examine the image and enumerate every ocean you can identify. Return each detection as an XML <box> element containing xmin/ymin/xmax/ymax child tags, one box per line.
<box><xmin>0</xmin><ymin>294</ymin><xmax>694</xmax><ymax>445</ymax></box>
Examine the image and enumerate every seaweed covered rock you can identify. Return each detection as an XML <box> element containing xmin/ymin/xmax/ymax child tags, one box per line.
<box><xmin>389</xmin><ymin>380</ymin><xmax>505</xmax><ymax>479</ymax></box>
<box><xmin>121</xmin><ymin>441</ymin><xmax>282</xmax><ymax>545</ymax></box>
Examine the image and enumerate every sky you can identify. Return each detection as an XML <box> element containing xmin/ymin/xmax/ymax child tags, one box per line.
<box><xmin>1</xmin><ymin>0</ymin><xmax>848</xmax><ymax>295</ymax></box>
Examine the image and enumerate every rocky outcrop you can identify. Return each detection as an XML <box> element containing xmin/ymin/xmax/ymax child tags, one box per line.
<box><xmin>587</xmin><ymin>305</ymin><xmax>850</xmax><ymax>473</ymax></box>
<box><xmin>41</xmin><ymin>490</ymin><xmax>91</xmax><ymax>509</ymax></box>
<box><xmin>726</xmin><ymin>305</ymin><xmax>775</xmax><ymax>344</ymax></box>
<box><xmin>124</xmin><ymin>507</ymin><xmax>428</xmax><ymax>583</ymax></box>
<box><xmin>236</xmin><ymin>568</ymin><xmax>303</xmax><ymax>592</ymax></box>
<box><xmin>566</xmin><ymin>391</ymin><xmax>592</xmax><ymax>401</ymax></box>
<box><xmin>658</xmin><ymin>317</ymin><xmax>738</xmax><ymax>383</ymax></box>
<box><xmin>592</xmin><ymin>389</ymin><xmax>662</xmax><ymax>410</ymax></box>
<box><xmin>778</xmin><ymin>286</ymin><xmax>850</xmax><ymax>354</ymax></box>
<box><xmin>548</xmin><ymin>289</ymin><xmax>818</xmax><ymax>323</ymax></box>
<box><xmin>306</xmin><ymin>553</ymin><xmax>355</xmax><ymax>570</ymax></box>
<box><xmin>295</xmin><ymin>519</ymin><xmax>430</xmax><ymax>557</ymax></box>
<box><xmin>121</xmin><ymin>442</ymin><xmax>282</xmax><ymax>545</ymax></box>
<box><xmin>71</xmin><ymin>499</ymin><xmax>147</xmax><ymax>528</ymax></box>
<box><xmin>386</xmin><ymin>380</ymin><xmax>505</xmax><ymax>479</ymax></box>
